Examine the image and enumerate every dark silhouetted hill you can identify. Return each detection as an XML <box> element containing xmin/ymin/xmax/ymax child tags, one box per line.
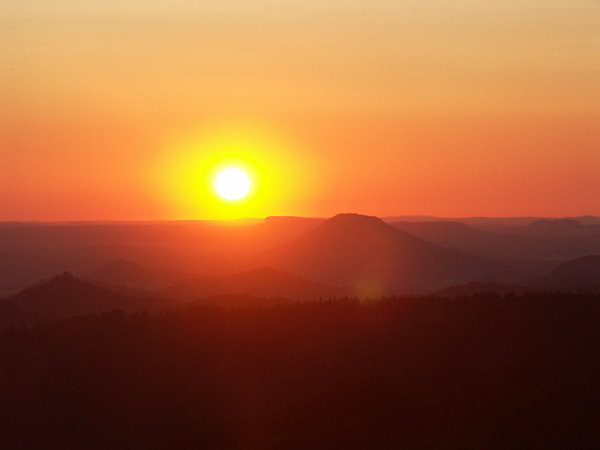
<box><xmin>260</xmin><ymin>214</ymin><xmax>511</xmax><ymax>295</ymax></box>
<box><xmin>164</xmin><ymin>267</ymin><xmax>346</xmax><ymax>302</ymax></box>
<box><xmin>8</xmin><ymin>272</ymin><xmax>174</xmax><ymax>320</ymax></box>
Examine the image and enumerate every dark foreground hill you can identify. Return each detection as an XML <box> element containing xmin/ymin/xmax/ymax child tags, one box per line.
<box><xmin>7</xmin><ymin>272</ymin><xmax>173</xmax><ymax>321</ymax></box>
<box><xmin>1</xmin><ymin>268</ymin><xmax>343</xmax><ymax>328</ymax></box>
<box><xmin>1</xmin><ymin>292</ymin><xmax>599</xmax><ymax>449</ymax></box>
<box><xmin>261</xmin><ymin>213</ymin><xmax>514</xmax><ymax>294</ymax></box>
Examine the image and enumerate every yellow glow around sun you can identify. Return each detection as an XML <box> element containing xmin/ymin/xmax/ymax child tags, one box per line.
<box><xmin>214</xmin><ymin>167</ymin><xmax>251</xmax><ymax>201</ymax></box>
<box><xmin>155</xmin><ymin>121</ymin><xmax>320</xmax><ymax>220</ymax></box>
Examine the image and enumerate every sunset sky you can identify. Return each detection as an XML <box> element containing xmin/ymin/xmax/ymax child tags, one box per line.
<box><xmin>2</xmin><ymin>0</ymin><xmax>599</xmax><ymax>220</ymax></box>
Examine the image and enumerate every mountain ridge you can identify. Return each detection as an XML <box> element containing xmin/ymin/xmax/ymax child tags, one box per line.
<box><xmin>259</xmin><ymin>213</ymin><xmax>511</xmax><ymax>295</ymax></box>
<box><xmin>8</xmin><ymin>272</ymin><xmax>173</xmax><ymax>320</ymax></box>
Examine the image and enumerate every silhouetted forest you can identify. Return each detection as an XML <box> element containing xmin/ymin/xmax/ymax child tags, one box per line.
<box><xmin>2</xmin><ymin>292</ymin><xmax>600</xmax><ymax>449</ymax></box>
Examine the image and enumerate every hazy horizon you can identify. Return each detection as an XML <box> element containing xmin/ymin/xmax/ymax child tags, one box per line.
<box><xmin>2</xmin><ymin>212</ymin><xmax>600</xmax><ymax>225</ymax></box>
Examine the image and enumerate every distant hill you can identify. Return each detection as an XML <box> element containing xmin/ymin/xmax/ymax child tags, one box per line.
<box><xmin>163</xmin><ymin>267</ymin><xmax>346</xmax><ymax>302</ymax></box>
<box><xmin>383</xmin><ymin>216</ymin><xmax>600</xmax><ymax>227</ymax></box>
<box><xmin>259</xmin><ymin>214</ymin><xmax>510</xmax><ymax>295</ymax></box>
<box><xmin>382</xmin><ymin>216</ymin><xmax>538</xmax><ymax>226</ymax></box>
<box><xmin>391</xmin><ymin>221</ymin><xmax>496</xmax><ymax>251</ymax></box>
<box><xmin>537</xmin><ymin>255</ymin><xmax>600</xmax><ymax>292</ymax></box>
<box><xmin>87</xmin><ymin>259</ymin><xmax>177</xmax><ymax>289</ymax></box>
<box><xmin>434</xmin><ymin>255</ymin><xmax>600</xmax><ymax>296</ymax></box>
<box><xmin>9</xmin><ymin>272</ymin><xmax>174</xmax><ymax>321</ymax></box>
<box><xmin>528</xmin><ymin>218</ymin><xmax>583</xmax><ymax>232</ymax></box>
<box><xmin>4</xmin><ymin>216</ymin><xmax>599</xmax><ymax>293</ymax></box>
<box><xmin>0</xmin><ymin>218</ymin><xmax>328</xmax><ymax>291</ymax></box>
<box><xmin>528</xmin><ymin>219</ymin><xmax>600</xmax><ymax>234</ymax></box>
<box><xmin>391</xmin><ymin>220</ymin><xmax>600</xmax><ymax>261</ymax></box>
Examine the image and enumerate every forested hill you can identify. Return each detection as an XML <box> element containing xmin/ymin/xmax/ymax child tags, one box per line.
<box><xmin>2</xmin><ymin>292</ymin><xmax>599</xmax><ymax>449</ymax></box>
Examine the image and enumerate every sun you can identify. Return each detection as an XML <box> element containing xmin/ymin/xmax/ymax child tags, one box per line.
<box><xmin>214</xmin><ymin>167</ymin><xmax>251</xmax><ymax>201</ymax></box>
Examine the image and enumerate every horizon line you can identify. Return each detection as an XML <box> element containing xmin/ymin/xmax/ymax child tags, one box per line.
<box><xmin>1</xmin><ymin>213</ymin><xmax>599</xmax><ymax>225</ymax></box>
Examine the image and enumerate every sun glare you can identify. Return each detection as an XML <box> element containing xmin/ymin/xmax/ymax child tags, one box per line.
<box><xmin>157</xmin><ymin>122</ymin><xmax>316</xmax><ymax>219</ymax></box>
<box><xmin>214</xmin><ymin>167</ymin><xmax>251</xmax><ymax>201</ymax></box>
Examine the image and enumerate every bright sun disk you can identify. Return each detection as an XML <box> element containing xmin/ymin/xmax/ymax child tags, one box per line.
<box><xmin>214</xmin><ymin>167</ymin><xmax>251</xmax><ymax>201</ymax></box>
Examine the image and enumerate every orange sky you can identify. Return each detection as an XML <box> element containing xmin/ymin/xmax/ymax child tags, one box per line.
<box><xmin>1</xmin><ymin>0</ymin><xmax>599</xmax><ymax>220</ymax></box>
